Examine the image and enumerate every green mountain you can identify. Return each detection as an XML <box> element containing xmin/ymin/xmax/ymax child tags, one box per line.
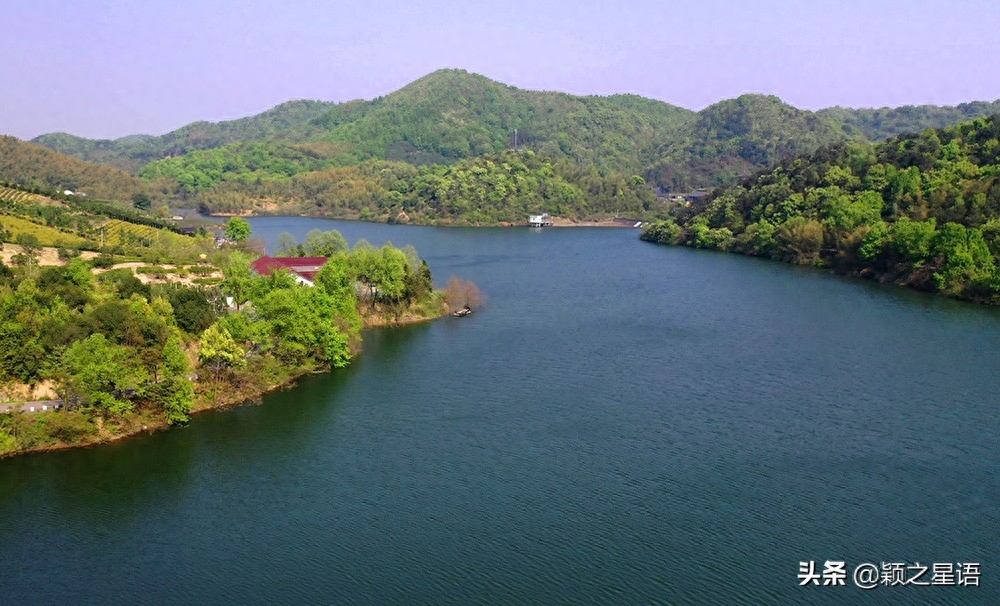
<box><xmin>31</xmin><ymin>70</ymin><xmax>697</xmax><ymax>191</ymax></box>
<box><xmin>644</xmin><ymin>94</ymin><xmax>859</xmax><ymax>191</ymax></box>
<box><xmin>34</xmin><ymin>70</ymin><xmax>696</xmax><ymax>179</ymax></box>
<box><xmin>642</xmin><ymin>115</ymin><xmax>1000</xmax><ymax>303</ymax></box>
<box><xmin>0</xmin><ymin>136</ymin><xmax>169</xmax><ymax>203</ymax></box>
<box><xmin>312</xmin><ymin>70</ymin><xmax>696</xmax><ymax>171</ymax></box>
<box><xmin>33</xmin><ymin>100</ymin><xmax>336</xmax><ymax>172</ymax></box>
<box><xmin>28</xmin><ymin>70</ymin><xmax>1000</xmax><ymax>198</ymax></box>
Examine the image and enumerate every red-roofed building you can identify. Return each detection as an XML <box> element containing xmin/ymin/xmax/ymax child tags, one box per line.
<box><xmin>250</xmin><ymin>256</ymin><xmax>327</xmax><ymax>286</ymax></box>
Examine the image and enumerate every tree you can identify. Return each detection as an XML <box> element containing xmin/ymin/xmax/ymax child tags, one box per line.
<box><xmin>301</xmin><ymin>229</ymin><xmax>348</xmax><ymax>256</ymax></box>
<box><xmin>198</xmin><ymin>323</ymin><xmax>246</xmax><ymax>377</ymax></box>
<box><xmin>157</xmin><ymin>332</ymin><xmax>194</xmax><ymax>424</ymax></box>
<box><xmin>442</xmin><ymin>276</ymin><xmax>485</xmax><ymax>311</ymax></box>
<box><xmin>931</xmin><ymin>223</ymin><xmax>996</xmax><ymax>297</ymax></box>
<box><xmin>218</xmin><ymin>311</ymin><xmax>273</xmax><ymax>355</ymax></box>
<box><xmin>254</xmin><ymin>287</ymin><xmax>351</xmax><ymax>367</ymax></box>
<box><xmin>372</xmin><ymin>245</ymin><xmax>409</xmax><ymax>303</ymax></box>
<box><xmin>776</xmin><ymin>217</ymin><xmax>824</xmax><ymax>265</ymax></box>
<box><xmin>57</xmin><ymin>334</ymin><xmax>148</xmax><ymax>417</ymax></box>
<box><xmin>221</xmin><ymin>251</ymin><xmax>257</xmax><ymax>311</ymax></box>
<box><xmin>315</xmin><ymin>253</ymin><xmax>362</xmax><ymax>339</ymax></box>
<box><xmin>275</xmin><ymin>232</ymin><xmax>300</xmax><ymax>257</ymax></box>
<box><xmin>13</xmin><ymin>233</ymin><xmax>41</xmax><ymax>267</ymax></box>
<box><xmin>405</xmin><ymin>259</ymin><xmax>433</xmax><ymax>302</ymax></box>
<box><xmin>225</xmin><ymin>217</ymin><xmax>252</xmax><ymax>243</ymax></box>
<box><xmin>161</xmin><ymin>380</ymin><xmax>194</xmax><ymax>425</ymax></box>
<box><xmin>132</xmin><ymin>193</ymin><xmax>152</xmax><ymax>211</ymax></box>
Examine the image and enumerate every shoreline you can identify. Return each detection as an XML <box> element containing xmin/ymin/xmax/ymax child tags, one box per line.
<box><xmin>0</xmin><ymin>303</ymin><xmax>451</xmax><ymax>460</ymax></box>
<box><xmin>206</xmin><ymin>210</ymin><xmax>641</xmax><ymax>229</ymax></box>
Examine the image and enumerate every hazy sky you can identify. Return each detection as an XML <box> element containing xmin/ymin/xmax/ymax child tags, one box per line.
<box><xmin>3</xmin><ymin>0</ymin><xmax>999</xmax><ymax>140</ymax></box>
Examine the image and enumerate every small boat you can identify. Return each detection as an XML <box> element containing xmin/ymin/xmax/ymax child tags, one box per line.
<box><xmin>453</xmin><ymin>305</ymin><xmax>473</xmax><ymax>317</ymax></box>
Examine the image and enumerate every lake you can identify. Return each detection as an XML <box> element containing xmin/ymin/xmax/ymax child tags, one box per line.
<box><xmin>1</xmin><ymin>217</ymin><xmax>997</xmax><ymax>605</ymax></box>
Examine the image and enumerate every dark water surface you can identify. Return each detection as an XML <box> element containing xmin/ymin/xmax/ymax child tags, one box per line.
<box><xmin>1</xmin><ymin>218</ymin><xmax>997</xmax><ymax>605</ymax></box>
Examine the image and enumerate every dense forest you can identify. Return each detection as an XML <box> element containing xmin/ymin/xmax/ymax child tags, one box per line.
<box><xmin>28</xmin><ymin>70</ymin><xmax>1000</xmax><ymax>205</ymax></box>
<box><xmin>644</xmin><ymin>94</ymin><xmax>859</xmax><ymax>192</ymax></box>
<box><xmin>191</xmin><ymin>150</ymin><xmax>657</xmax><ymax>224</ymax></box>
<box><xmin>817</xmin><ymin>101</ymin><xmax>1000</xmax><ymax>143</ymax></box>
<box><xmin>641</xmin><ymin>115</ymin><xmax>1000</xmax><ymax>303</ymax></box>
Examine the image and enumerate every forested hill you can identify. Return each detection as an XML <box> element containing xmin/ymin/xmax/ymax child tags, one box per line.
<box><xmin>32</xmin><ymin>100</ymin><xmax>336</xmax><ymax>173</ymax></box>
<box><xmin>644</xmin><ymin>94</ymin><xmax>858</xmax><ymax>192</ymax></box>
<box><xmin>33</xmin><ymin>70</ymin><xmax>695</xmax><ymax>178</ymax></box>
<box><xmin>641</xmin><ymin>115</ymin><xmax>1000</xmax><ymax>303</ymax></box>
<box><xmin>0</xmin><ymin>136</ymin><xmax>170</xmax><ymax>203</ymax></box>
<box><xmin>817</xmin><ymin>101</ymin><xmax>1000</xmax><ymax>143</ymax></box>
<box><xmin>26</xmin><ymin>69</ymin><xmax>1000</xmax><ymax>195</ymax></box>
<box><xmin>311</xmin><ymin>70</ymin><xmax>696</xmax><ymax>172</ymax></box>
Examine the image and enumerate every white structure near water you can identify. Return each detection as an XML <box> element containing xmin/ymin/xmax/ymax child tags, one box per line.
<box><xmin>528</xmin><ymin>213</ymin><xmax>553</xmax><ymax>227</ymax></box>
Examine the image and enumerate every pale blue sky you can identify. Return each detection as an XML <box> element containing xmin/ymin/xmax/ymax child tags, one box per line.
<box><xmin>3</xmin><ymin>0</ymin><xmax>999</xmax><ymax>140</ymax></box>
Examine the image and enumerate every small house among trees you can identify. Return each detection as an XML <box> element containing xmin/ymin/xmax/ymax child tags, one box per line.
<box><xmin>250</xmin><ymin>256</ymin><xmax>327</xmax><ymax>287</ymax></box>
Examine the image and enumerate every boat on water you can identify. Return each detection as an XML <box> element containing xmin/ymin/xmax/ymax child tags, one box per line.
<box><xmin>453</xmin><ymin>305</ymin><xmax>473</xmax><ymax>317</ymax></box>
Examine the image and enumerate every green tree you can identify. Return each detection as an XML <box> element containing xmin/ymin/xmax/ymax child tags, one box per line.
<box><xmin>225</xmin><ymin>217</ymin><xmax>252</xmax><ymax>243</ymax></box>
<box><xmin>162</xmin><ymin>380</ymin><xmax>195</xmax><ymax>425</ymax></box>
<box><xmin>931</xmin><ymin>223</ymin><xmax>996</xmax><ymax>297</ymax></box>
<box><xmin>163</xmin><ymin>332</ymin><xmax>191</xmax><ymax>378</ymax></box>
<box><xmin>254</xmin><ymin>287</ymin><xmax>351</xmax><ymax>367</ymax></box>
<box><xmin>315</xmin><ymin>252</ymin><xmax>362</xmax><ymax>338</ymax></box>
<box><xmin>221</xmin><ymin>251</ymin><xmax>257</xmax><ymax>311</ymax></box>
<box><xmin>13</xmin><ymin>233</ymin><xmax>41</xmax><ymax>267</ymax></box>
<box><xmin>57</xmin><ymin>334</ymin><xmax>148</xmax><ymax>417</ymax></box>
<box><xmin>777</xmin><ymin>217</ymin><xmax>824</xmax><ymax>265</ymax></box>
<box><xmin>163</xmin><ymin>285</ymin><xmax>216</xmax><ymax>333</ymax></box>
<box><xmin>889</xmin><ymin>217</ymin><xmax>936</xmax><ymax>262</ymax></box>
<box><xmin>132</xmin><ymin>193</ymin><xmax>152</xmax><ymax>211</ymax></box>
<box><xmin>198</xmin><ymin>323</ymin><xmax>246</xmax><ymax>376</ymax></box>
<box><xmin>301</xmin><ymin>229</ymin><xmax>348</xmax><ymax>256</ymax></box>
<box><xmin>275</xmin><ymin>232</ymin><xmax>300</xmax><ymax>257</ymax></box>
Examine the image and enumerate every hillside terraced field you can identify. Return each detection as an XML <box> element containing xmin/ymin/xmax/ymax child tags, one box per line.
<box><xmin>99</xmin><ymin>219</ymin><xmax>199</xmax><ymax>250</ymax></box>
<box><xmin>0</xmin><ymin>186</ymin><xmax>41</xmax><ymax>205</ymax></box>
<box><xmin>0</xmin><ymin>214</ymin><xmax>89</xmax><ymax>248</ymax></box>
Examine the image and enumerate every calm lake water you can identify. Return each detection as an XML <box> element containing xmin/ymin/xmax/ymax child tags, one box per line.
<box><xmin>1</xmin><ymin>218</ymin><xmax>997</xmax><ymax>605</ymax></box>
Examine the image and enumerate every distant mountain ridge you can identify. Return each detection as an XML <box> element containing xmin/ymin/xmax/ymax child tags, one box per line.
<box><xmin>0</xmin><ymin>136</ymin><xmax>167</xmax><ymax>202</ymax></box>
<box><xmin>817</xmin><ymin>101</ymin><xmax>1000</xmax><ymax>143</ymax></box>
<box><xmin>32</xmin><ymin>100</ymin><xmax>336</xmax><ymax>173</ymax></box>
<box><xmin>25</xmin><ymin>69</ymin><xmax>1000</xmax><ymax>193</ymax></box>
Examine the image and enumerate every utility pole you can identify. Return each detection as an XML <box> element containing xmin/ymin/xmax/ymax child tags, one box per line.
<box><xmin>514</xmin><ymin>129</ymin><xmax>518</xmax><ymax>150</ymax></box>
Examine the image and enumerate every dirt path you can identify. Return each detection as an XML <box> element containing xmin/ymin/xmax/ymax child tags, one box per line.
<box><xmin>93</xmin><ymin>262</ymin><xmax>222</xmax><ymax>286</ymax></box>
<box><xmin>0</xmin><ymin>244</ymin><xmax>99</xmax><ymax>266</ymax></box>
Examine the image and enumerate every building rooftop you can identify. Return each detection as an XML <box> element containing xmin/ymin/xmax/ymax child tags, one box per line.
<box><xmin>250</xmin><ymin>256</ymin><xmax>328</xmax><ymax>281</ymax></box>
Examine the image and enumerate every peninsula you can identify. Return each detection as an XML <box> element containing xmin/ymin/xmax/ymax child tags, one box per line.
<box><xmin>0</xmin><ymin>200</ymin><xmax>464</xmax><ymax>458</ymax></box>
